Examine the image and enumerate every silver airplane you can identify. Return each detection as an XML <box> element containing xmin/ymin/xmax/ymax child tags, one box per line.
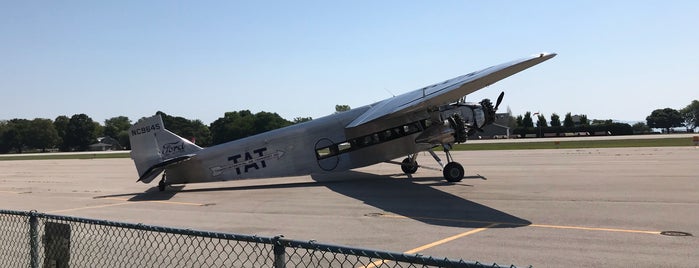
<box><xmin>129</xmin><ymin>53</ymin><xmax>556</xmax><ymax>191</ymax></box>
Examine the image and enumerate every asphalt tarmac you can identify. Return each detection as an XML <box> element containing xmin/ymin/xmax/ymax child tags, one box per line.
<box><xmin>1</xmin><ymin>146</ymin><xmax>697</xmax><ymax>267</ymax></box>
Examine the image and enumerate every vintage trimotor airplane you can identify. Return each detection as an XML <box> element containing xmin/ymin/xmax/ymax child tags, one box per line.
<box><xmin>129</xmin><ymin>53</ymin><xmax>556</xmax><ymax>191</ymax></box>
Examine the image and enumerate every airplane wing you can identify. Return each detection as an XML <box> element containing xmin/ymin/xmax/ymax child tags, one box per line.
<box><xmin>346</xmin><ymin>53</ymin><xmax>556</xmax><ymax>128</ymax></box>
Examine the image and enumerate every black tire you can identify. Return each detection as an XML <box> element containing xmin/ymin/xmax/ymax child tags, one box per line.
<box><xmin>401</xmin><ymin>158</ymin><xmax>418</xmax><ymax>174</ymax></box>
<box><xmin>443</xmin><ymin>162</ymin><xmax>464</xmax><ymax>182</ymax></box>
<box><xmin>158</xmin><ymin>180</ymin><xmax>166</xmax><ymax>192</ymax></box>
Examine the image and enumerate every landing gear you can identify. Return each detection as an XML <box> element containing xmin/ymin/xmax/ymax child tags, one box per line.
<box><xmin>401</xmin><ymin>157</ymin><xmax>418</xmax><ymax>174</ymax></box>
<box><xmin>158</xmin><ymin>174</ymin><xmax>167</xmax><ymax>192</ymax></box>
<box><xmin>440</xmin><ymin>145</ymin><xmax>465</xmax><ymax>182</ymax></box>
<box><xmin>396</xmin><ymin>146</ymin><xmax>465</xmax><ymax>182</ymax></box>
<box><xmin>443</xmin><ymin>162</ymin><xmax>464</xmax><ymax>182</ymax></box>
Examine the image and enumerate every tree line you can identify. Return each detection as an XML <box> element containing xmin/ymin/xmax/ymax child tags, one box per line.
<box><xmin>511</xmin><ymin>111</ymin><xmax>635</xmax><ymax>136</ymax></box>
<box><xmin>0</xmin><ymin>110</ymin><xmax>311</xmax><ymax>154</ymax></box>
<box><xmin>1</xmin><ymin>100</ymin><xmax>697</xmax><ymax>153</ymax></box>
<box><xmin>510</xmin><ymin>100</ymin><xmax>699</xmax><ymax>136</ymax></box>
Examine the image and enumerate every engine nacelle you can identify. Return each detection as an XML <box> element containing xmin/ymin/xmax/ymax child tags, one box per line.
<box><xmin>416</xmin><ymin>97</ymin><xmax>498</xmax><ymax>145</ymax></box>
<box><xmin>414</xmin><ymin>120</ymin><xmax>456</xmax><ymax>145</ymax></box>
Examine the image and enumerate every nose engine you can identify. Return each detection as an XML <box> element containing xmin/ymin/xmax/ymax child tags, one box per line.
<box><xmin>417</xmin><ymin>92</ymin><xmax>503</xmax><ymax>145</ymax></box>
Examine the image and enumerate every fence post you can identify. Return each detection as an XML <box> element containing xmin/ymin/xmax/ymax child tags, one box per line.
<box><xmin>43</xmin><ymin>222</ymin><xmax>71</xmax><ymax>268</ymax></box>
<box><xmin>29</xmin><ymin>212</ymin><xmax>39</xmax><ymax>268</ymax></box>
<box><xmin>272</xmin><ymin>236</ymin><xmax>286</xmax><ymax>268</ymax></box>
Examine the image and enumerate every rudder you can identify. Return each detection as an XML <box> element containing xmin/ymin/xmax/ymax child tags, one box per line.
<box><xmin>129</xmin><ymin>114</ymin><xmax>202</xmax><ymax>183</ymax></box>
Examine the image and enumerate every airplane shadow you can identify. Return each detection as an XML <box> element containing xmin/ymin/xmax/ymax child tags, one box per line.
<box><xmin>96</xmin><ymin>172</ymin><xmax>529</xmax><ymax>229</ymax></box>
<box><xmin>95</xmin><ymin>185</ymin><xmax>185</xmax><ymax>201</ymax></box>
<box><xmin>94</xmin><ymin>183</ymin><xmax>326</xmax><ymax>202</ymax></box>
<box><xmin>311</xmin><ymin>171</ymin><xmax>530</xmax><ymax>228</ymax></box>
<box><xmin>312</xmin><ymin>171</ymin><xmax>531</xmax><ymax>228</ymax></box>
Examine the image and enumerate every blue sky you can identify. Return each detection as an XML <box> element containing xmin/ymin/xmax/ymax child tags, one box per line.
<box><xmin>2</xmin><ymin>1</ymin><xmax>698</xmax><ymax>125</ymax></box>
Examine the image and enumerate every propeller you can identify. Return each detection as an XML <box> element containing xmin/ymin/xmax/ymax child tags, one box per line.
<box><xmin>494</xmin><ymin>91</ymin><xmax>504</xmax><ymax>111</ymax></box>
<box><xmin>478</xmin><ymin>91</ymin><xmax>505</xmax><ymax>127</ymax></box>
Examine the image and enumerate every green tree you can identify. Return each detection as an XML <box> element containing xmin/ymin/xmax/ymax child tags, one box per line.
<box><xmin>65</xmin><ymin>114</ymin><xmax>98</xmax><ymax>151</ymax></box>
<box><xmin>563</xmin><ymin>113</ymin><xmax>574</xmax><ymax>128</ymax></box>
<box><xmin>550</xmin><ymin>113</ymin><xmax>561</xmax><ymax>127</ymax></box>
<box><xmin>632</xmin><ymin>122</ymin><xmax>651</xmax><ymax>134</ymax></box>
<box><xmin>157</xmin><ymin>111</ymin><xmax>212</xmax><ymax>147</ymax></box>
<box><xmin>93</xmin><ymin>121</ymin><xmax>104</xmax><ymax>138</ymax></box>
<box><xmin>536</xmin><ymin>114</ymin><xmax>548</xmax><ymax>127</ymax></box>
<box><xmin>104</xmin><ymin>116</ymin><xmax>131</xmax><ymax>139</ymax></box>
<box><xmin>579</xmin><ymin>114</ymin><xmax>589</xmax><ymax>126</ymax></box>
<box><xmin>0</xmin><ymin>121</ymin><xmax>9</xmax><ymax>153</ymax></box>
<box><xmin>515</xmin><ymin>115</ymin><xmax>524</xmax><ymax>128</ymax></box>
<box><xmin>505</xmin><ymin>114</ymin><xmax>517</xmax><ymax>129</ymax></box>
<box><xmin>210</xmin><ymin>110</ymin><xmax>291</xmax><ymax>145</ymax></box>
<box><xmin>646</xmin><ymin>108</ymin><xmax>684</xmax><ymax>133</ymax></box>
<box><xmin>117</xmin><ymin>131</ymin><xmax>131</xmax><ymax>150</ymax></box>
<box><xmin>522</xmin><ymin>112</ymin><xmax>534</xmax><ymax>128</ymax></box>
<box><xmin>104</xmin><ymin>116</ymin><xmax>131</xmax><ymax>149</ymax></box>
<box><xmin>54</xmin><ymin>115</ymin><xmax>71</xmax><ymax>151</ymax></box>
<box><xmin>0</xmin><ymin>127</ymin><xmax>21</xmax><ymax>153</ymax></box>
<box><xmin>8</xmin><ymin>119</ymin><xmax>30</xmax><ymax>153</ymax></box>
<box><xmin>293</xmin><ymin>117</ymin><xmax>313</xmax><ymax>124</ymax></box>
<box><xmin>253</xmin><ymin>111</ymin><xmax>292</xmax><ymax>134</ymax></box>
<box><xmin>210</xmin><ymin>110</ymin><xmax>254</xmax><ymax>145</ymax></box>
<box><xmin>680</xmin><ymin>100</ymin><xmax>699</xmax><ymax>131</ymax></box>
<box><xmin>335</xmin><ymin>105</ymin><xmax>351</xmax><ymax>113</ymax></box>
<box><xmin>0</xmin><ymin>120</ymin><xmax>28</xmax><ymax>153</ymax></box>
<box><xmin>25</xmin><ymin>118</ymin><xmax>59</xmax><ymax>152</ymax></box>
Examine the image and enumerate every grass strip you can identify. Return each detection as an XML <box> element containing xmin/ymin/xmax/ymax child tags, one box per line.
<box><xmin>0</xmin><ymin>152</ymin><xmax>131</xmax><ymax>161</ymax></box>
<box><xmin>453</xmin><ymin>137</ymin><xmax>694</xmax><ymax>151</ymax></box>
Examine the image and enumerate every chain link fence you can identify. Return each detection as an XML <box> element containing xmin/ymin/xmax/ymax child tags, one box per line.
<box><xmin>1</xmin><ymin>209</ymin><xmax>523</xmax><ymax>268</ymax></box>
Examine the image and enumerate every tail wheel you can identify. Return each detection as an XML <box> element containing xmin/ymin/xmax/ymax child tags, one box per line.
<box><xmin>401</xmin><ymin>158</ymin><xmax>418</xmax><ymax>174</ymax></box>
<box><xmin>158</xmin><ymin>174</ymin><xmax>167</xmax><ymax>192</ymax></box>
<box><xmin>443</xmin><ymin>162</ymin><xmax>464</xmax><ymax>182</ymax></box>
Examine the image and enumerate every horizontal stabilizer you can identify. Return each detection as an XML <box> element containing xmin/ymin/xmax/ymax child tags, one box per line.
<box><xmin>137</xmin><ymin>154</ymin><xmax>195</xmax><ymax>183</ymax></box>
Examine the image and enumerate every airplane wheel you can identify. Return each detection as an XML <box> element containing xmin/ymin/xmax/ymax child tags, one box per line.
<box><xmin>443</xmin><ymin>162</ymin><xmax>464</xmax><ymax>182</ymax></box>
<box><xmin>158</xmin><ymin>178</ymin><xmax>166</xmax><ymax>192</ymax></box>
<box><xmin>401</xmin><ymin>158</ymin><xmax>418</xmax><ymax>174</ymax></box>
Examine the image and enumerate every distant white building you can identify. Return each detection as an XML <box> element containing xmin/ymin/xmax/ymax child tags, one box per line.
<box><xmin>474</xmin><ymin>113</ymin><xmax>512</xmax><ymax>139</ymax></box>
<box><xmin>89</xmin><ymin>137</ymin><xmax>122</xmax><ymax>151</ymax></box>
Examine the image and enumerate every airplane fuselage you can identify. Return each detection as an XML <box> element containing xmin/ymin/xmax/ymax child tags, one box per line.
<box><xmin>165</xmin><ymin>105</ymin><xmax>434</xmax><ymax>184</ymax></box>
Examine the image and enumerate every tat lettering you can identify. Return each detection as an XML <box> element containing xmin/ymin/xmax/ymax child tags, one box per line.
<box><xmin>227</xmin><ymin>147</ymin><xmax>268</xmax><ymax>175</ymax></box>
<box><xmin>210</xmin><ymin>147</ymin><xmax>285</xmax><ymax>177</ymax></box>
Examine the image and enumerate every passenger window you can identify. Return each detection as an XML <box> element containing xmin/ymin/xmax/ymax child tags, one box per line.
<box><xmin>316</xmin><ymin>145</ymin><xmax>339</xmax><ymax>159</ymax></box>
<box><xmin>338</xmin><ymin>142</ymin><xmax>352</xmax><ymax>152</ymax></box>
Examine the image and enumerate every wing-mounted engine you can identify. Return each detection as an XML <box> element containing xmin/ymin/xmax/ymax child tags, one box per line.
<box><xmin>415</xmin><ymin>92</ymin><xmax>504</xmax><ymax>145</ymax></box>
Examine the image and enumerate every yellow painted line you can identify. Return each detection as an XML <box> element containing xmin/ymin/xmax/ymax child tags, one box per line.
<box><xmin>378</xmin><ymin>213</ymin><xmax>505</xmax><ymax>226</ymax></box>
<box><xmin>372</xmin><ymin>213</ymin><xmax>662</xmax><ymax>235</ymax></box>
<box><xmin>404</xmin><ymin>223</ymin><xmax>499</xmax><ymax>254</ymax></box>
<box><xmin>361</xmin><ymin>223</ymin><xmax>498</xmax><ymax>268</ymax></box>
<box><xmin>149</xmin><ymin>200</ymin><xmax>207</xmax><ymax>206</ymax></box>
<box><xmin>530</xmin><ymin>224</ymin><xmax>662</xmax><ymax>235</ymax></box>
<box><xmin>102</xmin><ymin>197</ymin><xmax>206</xmax><ymax>206</ymax></box>
<box><xmin>48</xmin><ymin>202</ymin><xmax>136</xmax><ymax>213</ymax></box>
<box><xmin>0</xmin><ymin>190</ymin><xmax>20</xmax><ymax>194</ymax></box>
<box><xmin>47</xmin><ymin>197</ymin><xmax>207</xmax><ymax>214</ymax></box>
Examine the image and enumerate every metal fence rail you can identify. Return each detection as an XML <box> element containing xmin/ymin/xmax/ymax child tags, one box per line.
<box><xmin>0</xmin><ymin>209</ymin><xmax>522</xmax><ymax>268</ymax></box>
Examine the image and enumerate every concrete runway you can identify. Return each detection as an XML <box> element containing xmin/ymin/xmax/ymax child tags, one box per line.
<box><xmin>1</xmin><ymin>147</ymin><xmax>697</xmax><ymax>267</ymax></box>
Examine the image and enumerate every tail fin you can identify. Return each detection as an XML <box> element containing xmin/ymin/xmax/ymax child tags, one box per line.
<box><xmin>129</xmin><ymin>115</ymin><xmax>202</xmax><ymax>183</ymax></box>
